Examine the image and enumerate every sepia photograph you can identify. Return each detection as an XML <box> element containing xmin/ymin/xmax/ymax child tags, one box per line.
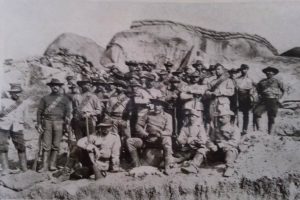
<box><xmin>1</xmin><ymin>0</ymin><xmax>300</xmax><ymax>199</ymax></box>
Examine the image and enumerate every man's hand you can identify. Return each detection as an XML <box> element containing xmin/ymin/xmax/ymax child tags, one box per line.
<box><xmin>217</xmin><ymin>142</ymin><xmax>225</xmax><ymax>149</ymax></box>
<box><xmin>146</xmin><ymin>136</ymin><xmax>158</xmax><ymax>143</ymax></box>
<box><xmin>207</xmin><ymin>141</ymin><xmax>218</xmax><ymax>152</ymax></box>
<box><xmin>35</xmin><ymin>124</ymin><xmax>44</xmax><ymax>134</ymax></box>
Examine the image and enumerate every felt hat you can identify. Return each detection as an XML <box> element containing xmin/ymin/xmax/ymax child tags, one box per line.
<box><xmin>8</xmin><ymin>83</ymin><xmax>23</xmax><ymax>93</ymax></box>
<box><xmin>262</xmin><ymin>66</ymin><xmax>279</xmax><ymax>75</ymax></box>
<box><xmin>77</xmin><ymin>77</ymin><xmax>92</xmax><ymax>87</ymax></box>
<box><xmin>240</xmin><ymin>64</ymin><xmax>249</xmax><ymax>70</ymax></box>
<box><xmin>149</xmin><ymin>98</ymin><xmax>169</xmax><ymax>108</ymax></box>
<box><xmin>96</xmin><ymin>119</ymin><xmax>113</xmax><ymax>128</ymax></box>
<box><xmin>46</xmin><ymin>78</ymin><xmax>64</xmax><ymax>86</ymax></box>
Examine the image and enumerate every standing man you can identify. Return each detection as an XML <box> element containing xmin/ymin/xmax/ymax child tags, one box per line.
<box><xmin>235</xmin><ymin>64</ymin><xmax>256</xmax><ymax>134</ymax></box>
<box><xmin>253</xmin><ymin>66</ymin><xmax>284</xmax><ymax>135</ymax></box>
<box><xmin>205</xmin><ymin>64</ymin><xmax>235</xmax><ymax>132</ymax></box>
<box><xmin>37</xmin><ymin>79</ymin><xmax>72</xmax><ymax>172</ymax></box>
<box><xmin>71</xmin><ymin>78</ymin><xmax>103</xmax><ymax>141</ymax></box>
<box><xmin>0</xmin><ymin>84</ymin><xmax>30</xmax><ymax>174</ymax></box>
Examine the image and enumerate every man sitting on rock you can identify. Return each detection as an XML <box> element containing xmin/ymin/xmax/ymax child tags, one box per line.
<box><xmin>208</xmin><ymin>108</ymin><xmax>241</xmax><ymax>177</ymax></box>
<box><xmin>75</xmin><ymin>119</ymin><xmax>122</xmax><ymax>180</ymax></box>
<box><xmin>177</xmin><ymin>109</ymin><xmax>209</xmax><ymax>174</ymax></box>
<box><xmin>126</xmin><ymin>99</ymin><xmax>173</xmax><ymax>174</ymax></box>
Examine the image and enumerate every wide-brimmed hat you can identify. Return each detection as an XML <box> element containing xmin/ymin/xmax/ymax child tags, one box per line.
<box><xmin>8</xmin><ymin>83</ymin><xmax>23</xmax><ymax>93</ymax></box>
<box><xmin>112</xmin><ymin>80</ymin><xmax>127</xmax><ymax>88</ymax></box>
<box><xmin>157</xmin><ymin>69</ymin><xmax>168</xmax><ymax>75</ymax></box>
<box><xmin>96</xmin><ymin>119</ymin><xmax>113</xmax><ymax>128</ymax></box>
<box><xmin>189</xmin><ymin>71</ymin><xmax>200</xmax><ymax>77</ymax></box>
<box><xmin>164</xmin><ymin>61</ymin><xmax>173</xmax><ymax>67</ymax></box>
<box><xmin>77</xmin><ymin>77</ymin><xmax>92</xmax><ymax>87</ymax></box>
<box><xmin>208</xmin><ymin>65</ymin><xmax>216</xmax><ymax>71</ymax></box>
<box><xmin>217</xmin><ymin>109</ymin><xmax>235</xmax><ymax>116</ymax></box>
<box><xmin>66</xmin><ymin>75</ymin><xmax>74</xmax><ymax>81</ymax></box>
<box><xmin>141</xmin><ymin>73</ymin><xmax>156</xmax><ymax>81</ymax></box>
<box><xmin>240</xmin><ymin>64</ymin><xmax>249</xmax><ymax>70</ymax></box>
<box><xmin>125</xmin><ymin>60</ymin><xmax>138</xmax><ymax>66</ymax></box>
<box><xmin>129</xmin><ymin>79</ymin><xmax>142</xmax><ymax>87</ymax></box>
<box><xmin>192</xmin><ymin>60</ymin><xmax>204</xmax><ymax>67</ymax></box>
<box><xmin>46</xmin><ymin>78</ymin><xmax>64</xmax><ymax>86</ymax></box>
<box><xmin>92</xmin><ymin>78</ymin><xmax>107</xmax><ymax>86</ymax></box>
<box><xmin>185</xmin><ymin>109</ymin><xmax>201</xmax><ymax>117</ymax></box>
<box><xmin>262</xmin><ymin>66</ymin><xmax>279</xmax><ymax>75</ymax></box>
<box><xmin>169</xmin><ymin>76</ymin><xmax>180</xmax><ymax>83</ymax></box>
<box><xmin>171</xmin><ymin>71</ymin><xmax>182</xmax><ymax>76</ymax></box>
<box><xmin>150</xmin><ymin>98</ymin><xmax>169</xmax><ymax>108</ymax></box>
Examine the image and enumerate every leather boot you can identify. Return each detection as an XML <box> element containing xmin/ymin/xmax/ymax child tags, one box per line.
<box><xmin>93</xmin><ymin>164</ymin><xmax>105</xmax><ymax>180</ymax></box>
<box><xmin>49</xmin><ymin>151</ymin><xmax>58</xmax><ymax>171</ymax></box>
<box><xmin>268</xmin><ymin>121</ymin><xmax>275</xmax><ymax>135</ymax></box>
<box><xmin>163</xmin><ymin>151</ymin><xmax>174</xmax><ymax>175</ymax></box>
<box><xmin>0</xmin><ymin>152</ymin><xmax>9</xmax><ymax>175</ymax></box>
<box><xmin>254</xmin><ymin>116</ymin><xmax>261</xmax><ymax>131</ymax></box>
<box><xmin>18</xmin><ymin>152</ymin><xmax>27</xmax><ymax>172</ymax></box>
<box><xmin>129</xmin><ymin>150</ymin><xmax>140</xmax><ymax>167</ymax></box>
<box><xmin>38</xmin><ymin>151</ymin><xmax>50</xmax><ymax>173</ymax></box>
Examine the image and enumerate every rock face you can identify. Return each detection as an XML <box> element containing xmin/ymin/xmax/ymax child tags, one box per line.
<box><xmin>281</xmin><ymin>47</ymin><xmax>300</xmax><ymax>58</ymax></box>
<box><xmin>101</xmin><ymin>20</ymin><xmax>278</xmax><ymax>71</ymax></box>
<box><xmin>44</xmin><ymin>33</ymin><xmax>104</xmax><ymax>70</ymax></box>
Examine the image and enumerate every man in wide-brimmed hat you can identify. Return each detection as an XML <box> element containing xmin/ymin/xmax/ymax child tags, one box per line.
<box><xmin>127</xmin><ymin>98</ymin><xmax>174</xmax><ymax>174</ymax></box>
<box><xmin>71</xmin><ymin>77</ymin><xmax>103</xmax><ymax>141</ymax></box>
<box><xmin>253</xmin><ymin>66</ymin><xmax>284</xmax><ymax>135</ymax></box>
<box><xmin>37</xmin><ymin>78</ymin><xmax>72</xmax><ymax>172</ymax></box>
<box><xmin>0</xmin><ymin>84</ymin><xmax>32</xmax><ymax>175</ymax></box>
<box><xmin>141</xmin><ymin>72</ymin><xmax>162</xmax><ymax>99</ymax></box>
<box><xmin>76</xmin><ymin>119</ymin><xmax>122</xmax><ymax>180</ymax></box>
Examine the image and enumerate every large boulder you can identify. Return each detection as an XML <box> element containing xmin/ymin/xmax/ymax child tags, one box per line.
<box><xmin>101</xmin><ymin>20</ymin><xmax>278</xmax><ymax>71</ymax></box>
<box><xmin>44</xmin><ymin>33</ymin><xmax>105</xmax><ymax>71</ymax></box>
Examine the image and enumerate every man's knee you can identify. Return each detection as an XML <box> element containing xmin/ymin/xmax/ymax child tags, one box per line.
<box><xmin>126</xmin><ymin>138</ymin><xmax>142</xmax><ymax>151</ymax></box>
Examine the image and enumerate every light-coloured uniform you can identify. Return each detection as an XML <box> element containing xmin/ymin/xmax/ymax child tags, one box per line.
<box><xmin>77</xmin><ymin>132</ymin><xmax>121</xmax><ymax>171</ymax></box>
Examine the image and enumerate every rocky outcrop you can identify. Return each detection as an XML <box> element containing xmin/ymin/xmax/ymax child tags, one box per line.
<box><xmin>44</xmin><ymin>33</ymin><xmax>104</xmax><ymax>70</ymax></box>
<box><xmin>281</xmin><ymin>47</ymin><xmax>300</xmax><ymax>58</ymax></box>
<box><xmin>101</xmin><ymin>20</ymin><xmax>278</xmax><ymax>71</ymax></box>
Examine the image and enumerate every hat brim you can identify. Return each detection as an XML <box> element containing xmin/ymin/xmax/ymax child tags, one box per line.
<box><xmin>46</xmin><ymin>83</ymin><xmax>64</xmax><ymax>86</ymax></box>
<box><xmin>8</xmin><ymin>90</ymin><xmax>22</xmax><ymax>93</ymax></box>
<box><xmin>262</xmin><ymin>67</ymin><xmax>279</xmax><ymax>75</ymax></box>
<box><xmin>77</xmin><ymin>81</ymin><xmax>91</xmax><ymax>86</ymax></box>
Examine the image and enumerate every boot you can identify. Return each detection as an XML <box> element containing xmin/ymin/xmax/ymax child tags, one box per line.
<box><xmin>49</xmin><ymin>151</ymin><xmax>58</xmax><ymax>171</ymax></box>
<box><xmin>163</xmin><ymin>151</ymin><xmax>174</xmax><ymax>175</ymax></box>
<box><xmin>254</xmin><ymin>116</ymin><xmax>261</xmax><ymax>131</ymax></box>
<box><xmin>129</xmin><ymin>150</ymin><xmax>140</xmax><ymax>167</ymax></box>
<box><xmin>181</xmin><ymin>163</ymin><xmax>198</xmax><ymax>174</ymax></box>
<box><xmin>268</xmin><ymin>121</ymin><xmax>275</xmax><ymax>135</ymax></box>
<box><xmin>38</xmin><ymin>151</ymin><xmax>50</xmax><ymax>173</ymax></box>
<box><xmin>0</xmin><ymin>152</ymin><xmax>9</xmax><ymax>175</ymax></box>
<box><xmin>18</xmin><ymin>152</ymin><xmax>27</xmax><ymax>172</ymax></box>
<box><xmin>93</xmin><ymin>164</ymin><xmax>105</xmax><ymax>180</ymax></box>
<box><xmin>223</xmin><ymin>166</ymin><xmax>235</xmax><ymax>177</ymax></box>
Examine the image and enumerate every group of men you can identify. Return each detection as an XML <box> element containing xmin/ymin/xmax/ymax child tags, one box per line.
<box><xmin>0</xmin><ymin>59</ymin><xmax>285</xmax><ymax>179</ymax></box>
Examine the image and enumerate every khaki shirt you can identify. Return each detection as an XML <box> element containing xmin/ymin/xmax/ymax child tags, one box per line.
<box><xmin>77</xmin><ymin>132</ymin><xmax>121</xmax><ymax>168</ymax></box>
<box><xmin>257</xmin><ymin>77</ymin><xmax>284</xmax><ymax>99</ymax></box>
<box><xmin>0</xmin><ymin>98</ymin><xmax>31</xmax><ymax>132</ymax></box>
<box><xmin>72</xmin><ymin>92</ymin><xmax>102</xmax><ymax>119</ymax></box>
<box><xmin>107</xmin><ymin>93</ymin><xmax>129</xmax><ymax>114</ymax></box>
<box><xmin>178</xmin><ymin>124</ymin><xmax>207</xmax><ymax>145</ymax></box>
<box><xmin>235</xmin><ymin>75</ymin><xmax>255</xmax><ymax>91</ymax></box>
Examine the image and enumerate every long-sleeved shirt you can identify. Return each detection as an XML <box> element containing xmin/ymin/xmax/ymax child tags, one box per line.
<box><xmin>0</xmin><ymin>98</ymin><xmax>31</xmax><ymax>132</ymax></box>
<box><xmin>235</xmin><ymin>74</ymin><xmax>255</xmax><ymax>91</ymax></box>
<box><xmin>178</xmin><ymin>124</ymin><xmax>207</xmax><ymax>146</ymax></box>
<box><xmin>209</xmin><ymin>75</ymin><xmax>235</xmax><ymax>97</ymax></box>
<box><xmin>256</xmin><ymin>77</ymin><xmax>284</xmax><ymax>99</ymax></box>
<box><xmin>77</xmin><ymin>133</ymin><xmax>121</xmax><ymax>169</ymax></box>
<box><xmin>72</xmin><ymin>92</ymin><xmax>102</xmax><ymax>119</ymax></box>
<box><xmin>37</xmin><ymin>93</ymin><xmax>72</xmax><ymax>124</ymax></box>
<box><xmin>137</xmin><ymin>111</ymin><xmax>172</xmax><ymax>138</ymax></box>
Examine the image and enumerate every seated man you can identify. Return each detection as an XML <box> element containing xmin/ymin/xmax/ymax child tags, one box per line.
<box><xmin>126</xmin><ymin>99</ymin><xmax>173</xmax><ymax>174</ymax></box>
<box><xmin>209</xmin><ymin>108</ymin><xmax>241</xmax><ymax>177</ymax></box>
<box><xmin>177</xmin><ymin>109</ymin><xmax>208</xmax><ymax>174</ymax></box>
<box><xmin>75</xmin><ymin>119</ymin><xmax>122</xmax><ymax>180</ymax></box>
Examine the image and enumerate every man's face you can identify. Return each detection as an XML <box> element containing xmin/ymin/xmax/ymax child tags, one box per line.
<box><xmin>265</xmin><ymin>71</ymin><xmax>275</xmax><ymax>79</ymax></box>
<box><xmin>50</xmin><ymin>85</ymin><xmax>60</xmax><ymax>94</ymax></box>
<box><xmin>241</xmin><ymin>68</ymin><xmax>248</xmax><ymax>76</ymax></box>
<box><xmin>215</xmin><ymin>66</ymin><xmax>224</xmax><ymax>76</ymax></box>
<box><xmin>190</xmin><ymin>77</ymin><xmax>199</xmax><ymax>84</ymax></box>
<box><xmin>81</xmin><ymin>83</ymin><xmax>91</xmax><ymax>92</ymax></box>
<box><xmin>154</xmin><ymin>104</ymin><xmax>163</xmax><ymax>114</ymax></box>
<box><xmin>97</xmin><ymin>127</ymin><xmax>110</xmax><ymax>136</ymax></box>
<box><xmin>9</xmin><ymin>92</ymin><xmax>21</xmax><ymax>101</ymax></box>
<box><xmin>189</xmin><ymin>114</ymin><xmax>198</xmax><ymax>124</ymax></box>
<box><xmin>218</xmin><ymin>115</ymin><xmax>231</xmax><ymax>125</ymax></box>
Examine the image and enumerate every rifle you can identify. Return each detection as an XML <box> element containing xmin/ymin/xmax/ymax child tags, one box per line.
<box><xmin>32</xmin><ymin>126</ymin><xmax>43</xmax><ymax>171</ymax></box>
